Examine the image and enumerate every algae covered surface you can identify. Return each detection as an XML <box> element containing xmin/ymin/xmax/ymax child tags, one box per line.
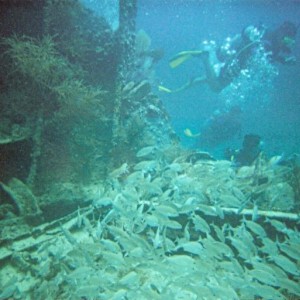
<box><xmin>0</xmin><ymin>1</ymin><xmax>300</xmax><ymax>299</ymax></box>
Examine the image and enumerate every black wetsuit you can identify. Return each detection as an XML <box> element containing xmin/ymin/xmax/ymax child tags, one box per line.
<box><xmin>216</xmin><ymin>23</ymin><xmax>296</xmax><ymax>90</ymax></box>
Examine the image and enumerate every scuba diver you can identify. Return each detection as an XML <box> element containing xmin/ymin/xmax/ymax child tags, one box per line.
<box><xmin>191</xmin><ymin>105</ymin><xmax>243</xmax><ymax>149</ymax></box>
<box><xmin>263</xmin><ymin>21</ymin><xmax>297</xmax><ymax>64</ymax></box>
<box><xmin>224</xmin><ymin>134</ymin><xmax>262</xmax><ymax>166</ymax></box>
<box><xmin>159</xmin><ymin>21</ymin><xmax>298</xmax><ymax>93</ymax></box>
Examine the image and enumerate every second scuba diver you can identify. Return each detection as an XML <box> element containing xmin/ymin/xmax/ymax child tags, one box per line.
<box><xmin>159</xmin><ymin>21</ymin><xmax>298</xmax><ymax>93</ymax></box>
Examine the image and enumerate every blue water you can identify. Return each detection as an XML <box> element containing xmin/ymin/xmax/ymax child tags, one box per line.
<box><xmin>82</xmin><ymin>0</ymin><xmax>300</xmax><ymax>159</ymax></box>
<box><xmin>136</xmin><ymin>0</ymin><xmax>300</xmax><ymax>158</ymax></box>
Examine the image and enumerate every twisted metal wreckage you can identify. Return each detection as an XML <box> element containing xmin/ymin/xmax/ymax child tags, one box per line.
<box><xmin>0</xmin><ymin>0</ymin><xmax>176</xmax><ymax>229</ymax></box>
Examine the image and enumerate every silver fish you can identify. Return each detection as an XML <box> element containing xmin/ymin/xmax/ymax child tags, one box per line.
<box><xmin>278</xmin><ymin>278</ymin><xmax>300</xmax><ymax>297</ymax></box>
<box><xmin>244</xmin><ymin>219</ymin><xmax>267</xmax><ymax>239</ymax></box>
<box><xmin>109</xmin><ymin>162</ymin><xmax>128</xmax><ymax>178</ymax></box>
<box><xmin>270</xmin><ymin>254</ymin><xmax>300</xmax><ymax>276</ymax></box>
<box><xmin>248</xmin><ymin>269</ymin><xmax>279</xmax><ymax>287</ymax></box>
<box><xmin>136</xmin><ymin>145</ymin><xmax>156</xmax><ymax>157</ymax></box>
<box><xmin>175</xmin><ymin>241</ymin><xmax>203</xmax><ymax>255</ymax></box>
<box><xmin>191</xmin><ymin>214</ymin><xmax>210</xmax><ymax>234</ymax></box>
<box><xmin>278</xmin><ymin>241</ymin><xmax>300</xmax><ymax>261</ymax></box>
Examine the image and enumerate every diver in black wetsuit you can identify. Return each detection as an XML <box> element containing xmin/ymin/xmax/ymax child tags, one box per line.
<box><xmin>263</xmin><ymin>21</ymin><xmax>297</xmax><ymax>65</ymax></box>
<box><xmin>224</xmin><ymin>134</ymin><xmax>262</xmax><ymax>166</ymax></box>
<box><xmin>159</xmin><ymin>21</ymin><xmax>298</xmax><ymax>93</ymax></box>
<box><xmin>197</xmin><ymin>105</ymin><xmax>243</xmax><ymax>149</ymax></box>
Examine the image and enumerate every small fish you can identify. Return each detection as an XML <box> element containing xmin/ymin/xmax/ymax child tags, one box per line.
<box><xmin>122</xmin><ymin>81</ymin><xmax>135</xmax><ymax>93</ymax></box>
<box><xmin>93</xmin><ymin>197</ymin><xmax>112</xmax><ymax>208</ymax></box>
<box><xmin>125</xmin><ymin>170</ymin><xmax>144</xmax><ymax>184</ymax></box>
<box><xmin>76</xmin><ymin>207</ymin><xmax>83</xmax><ymax>228</ymax></box>
<box><xmin>163</xmin><ymin>236</ymin><xmax>176</xmax><ymax>252</ymax></box>
<box><xmin>128</xmin><ymin>247</ymin><xmax>144</xmax><ymax>258</ymax></box>
<box><xmin>165</xmin><ymin>162</ymin><xmax>183</xmax><ymax>173</ymax></box>
<box><xmin>270</xmin><ymin>254</ymin><xmax>300</xmax><ymax>276</ymax></box>
<box><xmin>244</xmin><ymin>219</ymin><xmax>267</xmax><ymax>239</ymax></box>
<box><xmin>136</xmin><ymin>145</ymin><xmax>156</xmax><ymax>158</ymax></box>
<box><xmin>250</xmin><ymin>260</ymin><xmax>277</xmax><ymax>276</ymax></box>
<box><xmin>184</xmin><ymin>222</ymin><xmax>190</xmax><ymax>241</ymax></box>
<box><xmin>108</xmin><ymin>225</ymin><xmax>130</xmax><ymax>239</ymax></box>
<box><xmin>109</xmin><ymin>162</ymin><xmax>129</xmax><ymax>178</ymax></box>
<box><xmin>260</xmin><ymin>237</ymin><xmax>279</xmax><ymax>256</ymax></box>
<box><xmin>155</xmin><ymin>204</ymin><xmax>179</xmax><ymax>217</ymax></box>
<box><xmin>232</xmin><ymin>187</ymin><xmax>246</xmax><ymax>202</ymax></box>
<box><xmin>119</xmin><ymin>271</ymin><xmax>139</xmax><ymax>288</ymax></box>
<box><xmin>248</xmin><ymin>269</ymin><xmax>279</xmax><ymax>287</ymax></box>
<box><xmin>133</xmin><ymin>159</ymin><xmax>158</xmax><ymax>172</ymax></box>
<box><xmin>95</xmin><ymin>219</ymin><xmax>103</xmax><ymax>239</ymax></box>
<box><xmin>145</xmin><ymin>214</ymin><xmax>160</xmax><ymax>227</ymax></box>
<box><xmin>210</xmin><ymin>239</ymin><xmax>234</xmax><ymax>258</ymax></box>
<box><xmin>164</xmin><ymin>219</ymin><xmax>182</xmax><ymax>230</ymax></box>
<box><xmin>122</xmin><ymin>186</ymin><xmax>139</xmax><ymax>202</ymax></box>
<box><xmin>191</xmin><ymin>214</ymin><xmax>210</xmax><ymax>234</ymax></box>
<box><xmin>229</xmin><ymin>237</ymin><xmax>252</xmax><ymax>260</ymax></box>
<box><xmin>215</xmin><ymin>205</ymin><xmax>224</xmax><ymax>219</ymax></box>
<box><xmin>220</xmin><ymin>194</ymin><xmax>242</xmax><ymax>208</ymax></box>
<box><xmin>100</xmin><ymin>239</ymin><xmax>121</xmax><ymax>253</ymax></box>
<box><xmin>268</xmin><ymin>154</ymin><xmax>284</xmax><ymax>167</ymax></box>
<box><xmin>142</xmin><ymin>181</ymin><xmax>163</xmax><ymax>196</ymax></box>
<box><xmin>101</xmin><ymin>250</ymin><xmax>125</xmax><ymax>266</ymax></box>
<box><xmin>250</xmin><ymin>282</ymin><xmax>285</xmax><ymax>300</ymax></box>
<box><xmin>211</xmin><ymin>223</ymin><xmax>225</xmax><ymax>243</ymax></box>
<box><xmin>102</xmin><ymin>208</ymin><xmax>116</xmax><ymax>224</ymax></box>
<box><xmin>183</xmin><ymin>128</ymin><xmax>201</xmax><ymax>138</ymax></box>
<box><xmin>60</xmin><ymin>225</ymin><xmax>77</xmax><ymax>245</ymax></box>
<box><xmin>278</xmin><ymin>278</ymin><xmax>300</xmax><ymax>297</ymax></box>
<box><xmin>279</xmin><ymin>241</ymin><xmax>300</xmax><ymax>261</ymax></box>
<box><xmin>117</xmin><ymin>237</ymin><xmax>136</xmax><ymax>252</ymax></box>
<box><xmin>176</xmin><ymin>241</ymin><xmax>203</xmax><ymax>255</ymax></box>
<box><xmin>196</xmin><ymin>204</ymin><xmax>219</xmax><ymax>217</ymax></box>
<box><xmin>251</xmin><ymin>203</ymin><xmax>259</xmax><ymax>221</ymax></box>
<box><xmin>231</xmin><ymin>258</ymin><xmax>245</xmax><ymax>276</ymax></box>
<box><xmin>152</xmin><ymin>227</ymin><xmax>162</xmax><ymax>249</ymax></box>
<box><xmin>264</xmin><ymin>218</ymin><xmax>287</xmax><ymax>233</ymax></box>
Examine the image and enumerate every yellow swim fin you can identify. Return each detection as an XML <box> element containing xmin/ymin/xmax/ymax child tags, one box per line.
<box><xmin>169</xmin><ymin>50</ymin><xmax>204</xmax><ymax>68</ymax></box>
<box><xmin>184</xmin><ymin>128</ymin><xmax>201</xmax><ymax>138</ymax></box>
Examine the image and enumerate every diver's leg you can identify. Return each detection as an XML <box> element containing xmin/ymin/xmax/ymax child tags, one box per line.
<box><xmin>171</xmin><ymin>76</ymin><xmax>208</xmax><ymax>93</ymax></box>
<box><xmin>176</xmin><ymin>50</ymin><xmax>223</xmax><ymax>92</ymax></box>
<box><xmin>158</xmin><ymin>76</ymin><xmax>208</xmax><ymax>93</ymax></box>
<box><xmin>201</xmin><ymin>52</ymin><xmax>223</xmax><ymax>92</ymax></box>
<box><xmin>159</xmin><ymin>51</ymin><xmax>215</xmax><ymax>93</ymax></box>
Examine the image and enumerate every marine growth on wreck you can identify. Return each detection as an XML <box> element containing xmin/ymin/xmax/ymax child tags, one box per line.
<box><xmin>0</xmin><ymin>1</ymin><xmax>299</xmax><ymax>299</ymax></box>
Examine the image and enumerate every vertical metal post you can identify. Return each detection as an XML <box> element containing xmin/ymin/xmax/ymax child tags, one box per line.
<box><xmin>110</xmin><ymin>0</ymin><xmax>137</xmax><ymax>149</ymax></box>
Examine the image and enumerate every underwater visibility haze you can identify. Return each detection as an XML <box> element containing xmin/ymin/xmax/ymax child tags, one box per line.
<box><xmin>0</xmin><ymin>0</ymin><xmax>300</xmax><ymax>299</ymax></box>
